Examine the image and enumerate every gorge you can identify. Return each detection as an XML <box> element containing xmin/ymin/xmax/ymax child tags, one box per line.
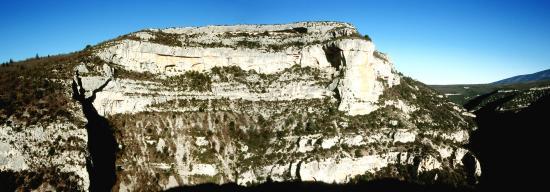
<box><xmin>1</xmin><ymin>22</ymin><xmax>481</xmax><ymax>191</ymax></box>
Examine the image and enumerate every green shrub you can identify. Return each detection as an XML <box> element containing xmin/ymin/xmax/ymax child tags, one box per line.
<box><xmin>0</xmin><ymin>52</ymin><xmax>86</xmax><ymax>125</ymax></box>
<box><xmin>48</xmin><ymin>148</ymin><xmax>56</xmax><ymax>156</ymax></box>
<box><xmin>229</xmin><ymin>121</ymin><xmax>236</xmax><ymax>131</ymax></box>
<box><xmin>355</xmin><ymin>149</ymin><xmax>363</xmax><ymax>157</ymax></box>
<box><xmin>166</xmin><ymin>71</ymin><xmax>212</xmax><ymax>91</ymax></box>
<box><xmin>305</xmin><ymin>120</ymin><xmax>318</xmax><ymax>133</ymax></box>
<box><xmin>150</xmin><ymin>31</ymin><xmax>182</xmax><ymax>47</ymax></box>
<box><xmin>364</xmin><ymin>34</ymin><xmax>372</xmax><ymax>41</ymax></box>
<box><xmin>236</xmin><ymin>40</ymin><xmax>261</xmax><ymax>49</ymax></box>
<box><xmin>273</xmin><ymin>27</ymin><xmax>308</xmax><ymax>34</ymax></box>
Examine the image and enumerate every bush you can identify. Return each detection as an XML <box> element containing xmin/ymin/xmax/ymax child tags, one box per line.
<box><xmin>236</xmin><ymin>40</ymin><xmax>261</xmax><ymax>49</ymax></box>
<box><xmin>229</xmin><ymin>121</ymin><xmax>236</xmax><ymax>131</ymax></box>
<box><xmin>48</xmin><ymin>148</ymin><xmax>56</xmax><ymax>156</ymax></box>
<box><xmin>114</xmin><ymin>66</ymin><xmax>156</xmax><ymax>80</ymax></box>
<box><xmin>273</xmin><ymin>27</ymin><xmax>308</xmax><ymax>34</ymax></box>
<box><xmin>268</xmin><ymin>41</ymin><xmax>305</xmax><ymax>51</ymax></box>
<box><xmin>211</xmin><ymin>66</ymin><xmax>246</xmax><ymax>81</ymax></box>
<box><xmin>364</xmin><ymin>35</ymin><xmax>372</xmax><ymax>41</ymax></box>
<box><xmin>150</xmin><ymin>31</ymin><xmax>182</xmax><ymax>47</ymax></box>
<box><xmin>355</xmin><ymin>149</ymin><xmax>363</xmax><ymax>157</ymax></box>
<box><xmin>166</xmin><ymin>71</ymin><xmax>212</xmax><ymax>91</ymax></box>
<box><xmin>257</xmin><ymin>115</ymin><xmax>268</xmax><ymax>127</ymax></box>
<box><xmin>305</xmin><ymin>120</ymin><xmax>317</xmax><ymax>133</ymax></box>
<box><xmin>0</xmin><ymin>52</ymin><xmax>85</xmax><ymax>125</ymax></box>
<box><xmin>292</xmin><ymin>27</ymin><xmax>308</xmax><ymax>34</ymax></box>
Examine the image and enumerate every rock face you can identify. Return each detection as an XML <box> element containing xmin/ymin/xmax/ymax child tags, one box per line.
<box><xmin>94</xmin><ymin>22</ymin><xmax>398</xmax><ymax>116</ymax></box>
<box><xmin>0</xmin><ymin>97</ymin><xmax>90</xmax><ymax>191</ymax></box>
<box><xmin>0</xmin><ymin>21</ymin><xmax>480</xmax><ymax>191</ymax></box>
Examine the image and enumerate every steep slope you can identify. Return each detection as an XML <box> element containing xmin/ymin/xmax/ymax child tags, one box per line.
<box><xmin>430</xmin><ymin>69</ymin><xmax>550</xmax><ymax>105</ymax></box>
<box><xmin>431</xmin><ymin>76</ymin><xmax>550</xmax><ymax>190</ymax></box>
<box><xmin>0</xmin><ymin>53</ymin><xmax>91</xmax><ymax>190</ymax></box>
<box><xmin>492</xmin><ymin>68</ymin><xmax>550</xmax><ymax>84</ymax></box>
<box><xmin>430</xmin><ymin>80</ymin><xmax>550</xmax><ymax>105</ymax></box>
<box><xmin>464</xmin><ymin>83</ymin><xmax>550</xmax><ymax>191</ymax></box>
<box><xmin>1</xmin><ymin>22</ymin><xmax>480</xmax><ymax>191</ymax></box>
<box><xmin>463</xmin><ymin>83</ymin><xmax>550</xmax><ymax>112</ymax></box>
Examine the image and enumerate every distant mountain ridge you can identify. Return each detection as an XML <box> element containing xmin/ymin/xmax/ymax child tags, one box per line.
<box><xmin>492</xmin><ymin>69</ymin><xmax>550</xmax><ymax>84</ymax></box>
<box><xmin>430</xmin><ymin>68</ymin><xmax>550</xmax><ymax>105</ymax></box>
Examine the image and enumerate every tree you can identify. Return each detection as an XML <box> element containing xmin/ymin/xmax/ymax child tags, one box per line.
<box><xmin>364</xmin><ymin>35</ymin><xmax>372</xmax><ymax>41</ymax></box>
<box><xmin>35</xmin><ymin>54</ymin><xmax>39</xmax><ymax>59</ymax></box>
<box><xmin>257</xmin><ymin>115</ymin><xmax>266</xmax><ymax>126</ymax></box>
<box><xmin>9</xmin><ymin>59</ymin><xmax>14</xmax><ymax>64</ymax></box>
<box><xmin>355</xmin><ymin>149</ymin><xmax>363</xmax><ymax>157</ymax></box>
<box><xmin>305</xmin><ymin>120</ymin><xmax>317</xmax><ymax>133</ymax></box>
<box><xmin>229</xmin><ymin>121</ymin><xmax>236</xmax><ymax>132</ymax></box>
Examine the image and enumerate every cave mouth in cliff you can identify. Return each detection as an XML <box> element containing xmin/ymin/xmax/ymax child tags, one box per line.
<box><xmin>323</xmin><ymin>45</ymin><xmax>345</xmax><ymax>70</ymax></box>
<box><xmin>72</xmin><ymin>75</ymin><xmax>118</xmax><ymax>192</ymax></box>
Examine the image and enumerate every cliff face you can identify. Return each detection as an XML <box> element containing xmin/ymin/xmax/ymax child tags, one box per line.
<box><xmin>0</xmin><ymin>22</ymin><xmax>480</xmax><ymax>191</ymax></box>
<box><xmin>92</xmin><ymin>22</ymin><xmax>398</xmax><ymax>116</ymax></box>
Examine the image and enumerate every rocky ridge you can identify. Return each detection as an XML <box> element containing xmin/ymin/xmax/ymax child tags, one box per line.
<box><xmin>0</xmin><ymin>22</ymin><xmax>480</xmax><ymax>191</ymax></box>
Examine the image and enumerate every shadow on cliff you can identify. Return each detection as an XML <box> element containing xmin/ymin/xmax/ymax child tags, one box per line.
<box><xmin>72</xmin><ymin>73</ymin><xmax>118</xmax><ymax>192</ymax></box>
<box><xmin>466</xmin><ymin>92</ymin><xmax>550</xmax><ymax>190</ymax></box>
<box><xmin>165</xmin><ymin>179</ymin><xmax>476</xmax><ymax>192</ymax></box>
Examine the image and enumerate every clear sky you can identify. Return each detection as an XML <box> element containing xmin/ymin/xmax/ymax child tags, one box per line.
<box><xmin>1</xmin><ymin>0</ymin><xmax>549</xmax><ymax>84</ymax></box>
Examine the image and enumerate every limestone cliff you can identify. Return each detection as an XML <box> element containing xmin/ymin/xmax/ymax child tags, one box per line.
<box><xmin>0</xmin><ymin>22</ymin><xmax>480</xmax><ymax>191</ymax></box>
<box><xmin>93</xmin><ymin>22</ymin><xmax>398</xmax><ymax>116</ymax></box>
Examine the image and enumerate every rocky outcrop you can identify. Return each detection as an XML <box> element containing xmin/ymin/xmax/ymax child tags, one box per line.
<box><xmin>0</xmin><ymin>21</ymin><xmax>481</xmax><ymax>191</ymax></box>
<box><xmin>94</xmin><ymin>22</ymin><xmax>398</xmax><ymax>116</ymax></box>
<box><xmin>0</xmin><ymin>98</ymin><xmax>89</xmax><ymax>191</ymax></box>
<box><xmin>81</xmin><ymin>22</ymin><xmax>481</xmax><ymax>191</ymax></box>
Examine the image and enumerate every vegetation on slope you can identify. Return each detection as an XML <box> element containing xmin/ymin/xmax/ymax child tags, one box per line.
<box><xmin>165</xmin><ymin>71</ymin><xmax>212</xmax><ymax>92</ymax></box>
<box><xmin>0</xmin><ymin>168</ymin><xmax>82</xmax><ymax>191</ymax></box>
<box><xmin>430</xmin><ymin>80</ymin><xmax>550</xmax><ymax>105</ymax></box>
<box><xmin>149</xmin><ymin>31</ymin><xmax>182</xmax><ymax>47</ymax></box>
<box><xmin>0</xmin><ymin>51</ymin><xmax>94</xmax><ymax>191</ymax></box>
<box><xmin>114</xmin><ymin>25</ymin><xmax>372</xmax><ymax>52</ymax></box>
<box><xmin>0</xmin><ymin>52</ymin><xmax>93</xmax><ymax>126</ymax></box>
<box><xmin>374</xmin><ymin>76</ymin><xmax>474</xmax><ymax>131</ymax></box>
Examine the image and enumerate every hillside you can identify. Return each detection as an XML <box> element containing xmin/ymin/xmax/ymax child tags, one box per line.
<box><xmin>430</xmin><ymin>72</ymin><xmax>550</xmax><ymax>191</ymax></box>
<box><xmin>492</xmin><ymin>69</ymin><xmax>550</xmax><ymax>84</ymax></box>
<box><xmin>462</xmin><ymin>81</ymin><xmax>550</xmax><ymax>191</ymax></box>
<box><xmin>1</xmin><ymin>22</ymin><xmax>480</xmax><ymax>191</ymax></box>
<box><xmin>430</xmin><ymin>80</ymin><xmax>550</xmax><ymax>105</ymax></box>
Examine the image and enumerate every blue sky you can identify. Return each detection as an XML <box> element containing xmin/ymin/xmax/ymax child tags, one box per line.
<box><xmin>1</xmin><ymin>0</ymin><xmax>549</xmax><ymax>84</ymax></box>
